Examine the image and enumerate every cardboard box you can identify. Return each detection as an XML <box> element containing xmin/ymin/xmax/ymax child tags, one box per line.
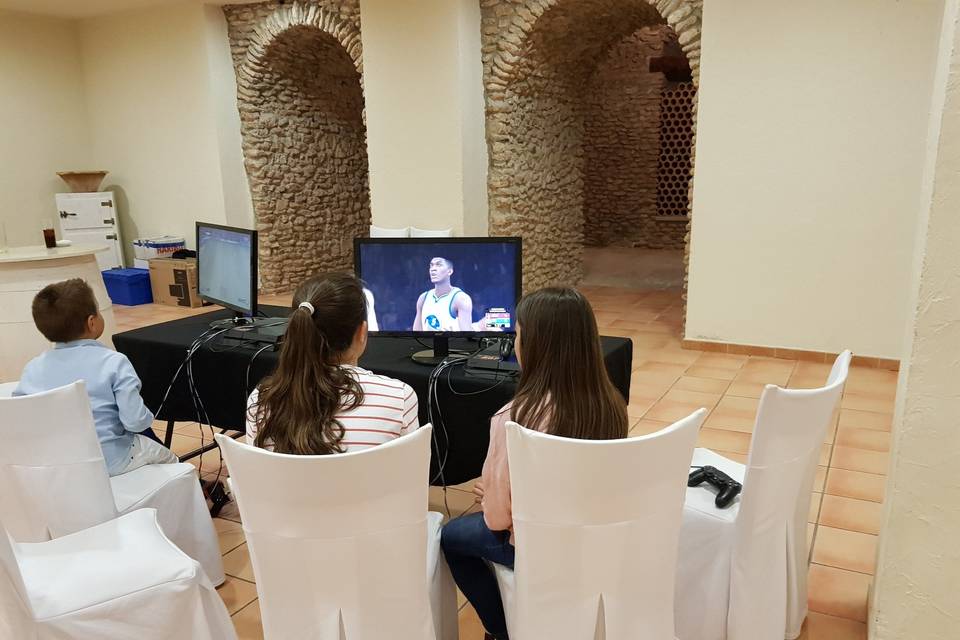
<box><xmin>148</xmin><ymin>257</ymin><xmax>205</xmax><ymax>308</ymax></box>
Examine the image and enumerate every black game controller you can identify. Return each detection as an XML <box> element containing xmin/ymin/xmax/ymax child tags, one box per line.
<box><xmin>499</xmin><ymin>337</ymin><xmax>514</xmax><ymax>361</ymax></box>
<box><xmin>688</xmin><ymin>465</ymin><xmax>743</xmax><ymax>508</ymax></box>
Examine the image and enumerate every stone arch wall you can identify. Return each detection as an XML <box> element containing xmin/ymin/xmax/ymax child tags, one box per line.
<box><xmin>224</xmin><ymin>1</ymin><xmax>369</xmax><ymax>293</ymax></box>
<box><xmin>584</xmin><ymin>25</ymin><xmax>691</xmax><ymax>250</ymax></box>
<box><xmin>480</xmin><ymin>0</ymin><xmax>702</xmax><ymax>292</ymax></box>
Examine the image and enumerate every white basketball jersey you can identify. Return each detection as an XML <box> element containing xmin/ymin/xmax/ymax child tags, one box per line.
<box><xmin>421</xmin><ymin>287</ymin><xmax>462</xmax><ymax>331</ymax></box>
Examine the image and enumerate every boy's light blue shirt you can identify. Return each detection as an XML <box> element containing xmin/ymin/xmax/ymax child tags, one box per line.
<box><xmin>13</xmin><ymin>339</ymin><xmax>155</xmax><ymax>475</ymax></box>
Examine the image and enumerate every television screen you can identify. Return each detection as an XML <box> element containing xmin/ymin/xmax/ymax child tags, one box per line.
<box><xmin>355</xmin><ymin>238</ymin><xmax>521</xmax><ymax>335</ymax></box>
<box><xmin>197</xmin><ymin>222</ymin><xmax>257</xmax><ymax>315</ymax></box>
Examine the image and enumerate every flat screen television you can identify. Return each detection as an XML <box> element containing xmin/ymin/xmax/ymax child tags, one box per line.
<box><xmin>354</xmin><ymin>237</ymin><xmax>522</xmax><ymax>364</ymax></box>
<box><xmin>196</xmin><ymin>222</ymin><xmax>258</xmax><ymax>318</ymax></box>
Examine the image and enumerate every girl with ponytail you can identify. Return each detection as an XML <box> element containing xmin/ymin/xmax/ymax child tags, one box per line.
<box><xmin>246</xmin><ymin>272</ymin><xmax>419</xmax><ymax>454</ymax></box>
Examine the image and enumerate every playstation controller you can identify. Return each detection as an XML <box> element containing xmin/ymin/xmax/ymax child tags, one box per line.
<box><xmin>688</xmin><ymin>465</ymin><xmax>742</xmax><ymax>508</ymax></box>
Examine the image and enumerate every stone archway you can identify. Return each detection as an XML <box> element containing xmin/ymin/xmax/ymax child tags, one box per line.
<box><xmin>224</xmin><ymin>1</ymin><xmax>369</xmax><ymax>293</ymax></box>
<box><xmin>480</xmin><ymin>0</ymin><xmax>702</xmax><ymax>300</ymax></box>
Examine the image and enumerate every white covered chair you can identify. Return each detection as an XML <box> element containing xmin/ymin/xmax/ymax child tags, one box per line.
<box><xmin>410</xmin><ymin>227</ymin><xmax>454</xmax><ymax>238</ymax></box>
<box><xmin>675</xmin><ymin>350</ymin><xmax>852</xmax><ymax>640</ymax></box>
<box><xmin>370</xmin><ymin>224</ymin><xmax>411</xmax><ymax>238</ymax></box>
<box><xmin>493</xmin><ymin>410</ymin><xmax>706</xmax><ymax>639</ymax></box>
<box><xmin>0</xmin><ymin>381</ymin><xmax>17</xmax><ymax>397</ymax></box>
<box><xmin>216</xmin><ymin>425</ymin><xmax>458</xmax><ymax>640</ymax></box>
<box><xmin>0</xmin><ymin>507</ymin><xmax>236</xmax><ymax>640</ymax></box>
<box><xmin>0</xmin><ymin>381</ymin><xmax>224</xmax><ymax>585</ymax></box>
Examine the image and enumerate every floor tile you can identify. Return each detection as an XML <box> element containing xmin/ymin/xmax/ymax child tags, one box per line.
<box><xmin>217</xmin><ymin>576</ymin><xmax>258</xmax><ymax>615</ymax></box>
<box><xmin>645</xmin><ymin>388</ymin><xmax>722</xmax><ymax>422</ymax></box>
<box><xmin>835</xmin><ymin>427</ymin><xmax>891</xmax><ymax>453</ymax></box>
<box><xmin>812</xmin><ymin>526</ymin><xmax>877</xmax><ymax>575</ymax></box>
<box><xmin>703</xmin><ymin>396</ymin><xmax>759</xmax><ymax>433</ymax></box>
<box><xmin>429</xmin><ymin>486</ymin><xmax>478</xmax><ymax>520</ymax></box>
<box><xmin>643</xmin><ymin>348</ymin><xmax>702</xmax><ymax>366</ymax></box>
<box><xmin>684</xmin><ymin>365</ymin><xmax>739</xmax><ymax>380</ymax></box>
<box><xmin>798</xmin><ymin>611</ymin><xmax>867</xmax><ymax>640</ymax></box>
<box><xmin>696</xmin><ymin>428</ymin><xmax>752</xmax><ymax>455</ymax></box>
<box><xmin>818</xmin><ymin>495</ymin><xmax>884</xmax><ymax>536</ymax></box>
<box><xmin>807</xmin><ymin>564</ymin><xmax>871</xmax><ymax>622</ymax></box>
<box><xmin>232</xmin><ymin>600</ymin><xmax>264</xmax><ymax>640</ymax></box>
<box><xmin>838</xmin><ymin>409</ymin><xmax>892</xmax><ymax>432</ymax></box>
<box><xmin>692</xmin><ymin>352</ymin><xmax>749</xmax><ymax>370</ymax></box>
<box><xmin>213</xmin><ymin>517</ymin><xmax>246</xmax><ymax>555</ymax></box>
<box><xmin>841</xmin><ymin>392</ymin><xmax>895</xmax><ymax>415</ymax></box>
<box><xmin>223</xmin><ymin>542</ymin><xmax>255</xmax><ymax>582</ymax></box>
<box><xmin>814</xmin><ymin>466</ymin><xmax>827</xmax><ymax>492</ymax></box>
<box><xmin>633</xmin><ymin>360</ymin><xmax>689</xmax><ymax>377</ymax></box>
<box><xmin>809</xmin><ymin>492</ymin><xmax>822</xmax><ymax>524</ymax></box>
<box><xmin>458</xmin><ymin>604</ymin><xmax>487</xmax><ymax>640</ymax></box>
<box><xmin>673</xmin><ymin>375</ymin><xmax>730</xmax><ymax>394</ymax></box>
<box><xmin>630</xmin><ymin>418</ymin><xmax>670</xmax><ymax>436</ymax></box>
<box><xmin>830</xmin><ymin>446</ymin><xmax>890</xmax><ymax>476</ymax></box>
<box><xmin>825</xmin><ymin>468</ymin><xmax>886</xmax><ymax>503</ymax></box>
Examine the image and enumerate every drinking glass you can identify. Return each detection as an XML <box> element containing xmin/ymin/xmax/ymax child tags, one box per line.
<box><xmin>41</xmin><ymin>218</ymin><xmax>56</xmax><ymax>249</ymax></box>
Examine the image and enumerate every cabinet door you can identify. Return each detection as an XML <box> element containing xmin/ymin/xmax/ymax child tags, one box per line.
<box><xmin>61</xmin><ymin>228</ymin><xmax>123</xmax><ymax>270</ymax></box>
<box><xmin>56</xmin><ymin>193</ymin><xmax>116</xmax><ymax>230</ymax></box>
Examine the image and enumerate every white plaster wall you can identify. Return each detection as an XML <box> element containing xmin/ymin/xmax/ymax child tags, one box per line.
<box><xmin>0</xmin><ymin>10</ymin><xmax>91</xmax><ymax>248</ymax></box>
<box><xmin>872</xmin><ymin>1</ymin><xmax>960</xmax><ymax>637</ymax></box>
<box><xmin>360</xmin><ymin>0</ymin><xmax>488</xmax><ymax>236</ymax></box>
<box><xmin>202</xmin><ymin>4</ymin><xmax>254</xmax><ymax>231</ymax></box>
<box><xmin>77</xmin><ymin>2</ymin><xmax>236</xmax><ymax>261</ymax></box>
<box><xmin>686</xmin><ymin>0</ymin><xmax>943</xmax><ymax>359</ymax></box>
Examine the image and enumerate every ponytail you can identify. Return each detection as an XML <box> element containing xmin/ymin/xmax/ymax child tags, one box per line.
<box><xmin>253</xmin><ymin>273</ymin><xmax>366</xmax><ymax>455</ymax></box>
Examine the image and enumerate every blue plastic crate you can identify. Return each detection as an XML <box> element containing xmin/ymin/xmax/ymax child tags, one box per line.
<box><xmin>102</xmin><ymin>268</ymin><xmax>153</xmax><ymax>306</ymax></box>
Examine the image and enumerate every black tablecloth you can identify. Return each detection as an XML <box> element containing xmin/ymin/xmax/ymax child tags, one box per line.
<box><xmin>113</xmin><ymin>305</ymin><xmax>632</xmax><ymax>485</ymax></box>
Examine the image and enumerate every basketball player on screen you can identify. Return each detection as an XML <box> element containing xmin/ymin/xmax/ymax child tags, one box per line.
<box><xmin>413</xmin><ymin>257</ymin><xmax>473</xmax><ymax>331</ymax></box>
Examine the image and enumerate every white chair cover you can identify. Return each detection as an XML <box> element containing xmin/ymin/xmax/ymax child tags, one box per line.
<box><xmin>675</xmin><ymin>350</ymin><xmax>852</xmax><ymax>640</ymax></box>
<box><xmin>216</xmin><ymin>425</ymin><xmax>458</xmax><ymax>640</ymax></box>
<box><xmin>0</xmin><ymin>381</ymin><xmax>17</xmax><ymax>398</ymax></box>
<box><xmin>0</xmin><ymin>508</ymin><xmax>236</xmax><ymax>640</ymax></box>
<box><xmin>370</xmin><ymin>225</ymin><xmax>411</xmax><ymax>238</ymax></box>
<box><xmin>494</xmin><ymin>410</ymin><xmax>706</xmax><ymax>640</ymax></box>
<box><xmin>0</xmin><ymin>382</ymin><xmax>224</xmax><ymax>584</ymax></box>
<box><xmin>409</xmin><ymin>227</ymin><xmax>454</xmax><ymax>238</ymax></box>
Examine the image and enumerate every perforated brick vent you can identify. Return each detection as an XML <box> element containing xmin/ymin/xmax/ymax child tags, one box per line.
<box><xmin>656</xmin><ymin>81</ymin><xmax>697</xmax><ymax>218</ymax></box>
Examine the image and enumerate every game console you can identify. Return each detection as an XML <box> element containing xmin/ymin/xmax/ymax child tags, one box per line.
<box><xmin>466</xmin><ymin>339</ymin><xmax>520</xmax><ymax>376</ymax></box>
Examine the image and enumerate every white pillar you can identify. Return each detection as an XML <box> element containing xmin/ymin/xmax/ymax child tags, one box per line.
<box><xmin>871</xmin><ymin>1</ymin><xmax>960</xmax><ymax>637</ymax></box>
<box><xmin>360</xmin><ymin>0</ymin><xmax>488</xmax><ymax>236</ymax></box>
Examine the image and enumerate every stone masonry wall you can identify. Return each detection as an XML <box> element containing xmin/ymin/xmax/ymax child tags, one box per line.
<box><xmin>583</xmin><ymin>25</ymin><xmax>687</xmax><ymax>250</ymax></box>
<box><xmin>480</xmin><ymin>0</ymin><xmax>702</xmax><ymax>294</ymax></box>
<box><xmin>223</xmin><ymin>1</ymin><xmax>369</xmax><ymax>293</ymax></box>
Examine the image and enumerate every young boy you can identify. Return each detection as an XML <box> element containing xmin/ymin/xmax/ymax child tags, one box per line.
<box><xmin>13</xmin><ymin>278</ymin><xmax>177</xmax><ymax>476</ymax></box>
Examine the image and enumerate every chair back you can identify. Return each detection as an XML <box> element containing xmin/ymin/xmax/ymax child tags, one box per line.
<box><xmin>370</xmin><ymin>225</ymin><xmax>411</xmax><ymax>238</ymax></box>
<box><xmin>0</xmin><ymin>516</ymin><xmax>36</xmax><ymax>638</ymax></box>
<box><xmin>409</xmin><ymin>227</ymin><xmax>453</xmax><ymax>238</ymax></box>
<box><xmin>0</xmin><ymin>382</ymin><xmax>117</xmax><ymax>542</ymax></box>
<box><xmin>216</xmin><ymin>426</ymin><xmax>436</xmax><ymax>639</ymax></box>
<box><xmin>0</xmin><ymin>382</ymin><xmax>17</xmax><ymax>398</ymax></box>
<box><xmin>729</xmin><ymin>350</ymin><xmax>852</xmax><ymax>639</ymax></box>
<box><xmin>505</xmin><ymin>409</ymin><xmax>705</xmax><ymax>639</ymax></box>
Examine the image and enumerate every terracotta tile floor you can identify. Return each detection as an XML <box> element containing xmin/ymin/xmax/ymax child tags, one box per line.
<box><xmin>115</xmin><ymin>285</ymin><xmax>893</xmax><ymax>640</ymax></box>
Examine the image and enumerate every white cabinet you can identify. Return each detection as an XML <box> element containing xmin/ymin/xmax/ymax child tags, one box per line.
<box><xmin>55</xmin><ymin>192</ymin><xmax>123</xmax><ymax>270</ymax></box>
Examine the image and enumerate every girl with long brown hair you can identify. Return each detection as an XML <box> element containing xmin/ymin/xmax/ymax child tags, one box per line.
<box><xmin>246</xmin><ymin>272</ymin><xmax>419</xmax><ymax>454</ymax></box>
<box><xmin>440</xmin><ymin>287</ymin><xmax>628</xmax><ymax>640</ymax></box>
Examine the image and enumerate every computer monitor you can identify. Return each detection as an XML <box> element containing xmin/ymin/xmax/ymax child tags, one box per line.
<box><xmin>196</xmin><ymin>222</ymin><xmax>258</xmax><ymax>317</ymax></box>
<box><xmin>354</xmin><ymin>237</ymin><xmax>522</xmax><ymax>364</ymax></box>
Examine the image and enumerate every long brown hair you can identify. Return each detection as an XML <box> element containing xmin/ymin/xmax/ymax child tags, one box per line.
<box><xmin>253</xmin><ymin>273</ymin><xmax>367</xmax><ymax>454</ymax></box>
<box><xmin>511</xmin><ymin>287</ymin><xmax>628</xmax><ymax>440</ymax></box>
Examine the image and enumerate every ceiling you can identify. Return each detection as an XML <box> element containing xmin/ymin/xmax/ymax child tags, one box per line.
<box><xmin>0</xmin><ymin>0</ymin><xmax>259</xmax><ymax>20</ymax></box>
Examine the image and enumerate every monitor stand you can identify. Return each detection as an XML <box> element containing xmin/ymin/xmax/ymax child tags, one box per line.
<box><xmin>412</xmin><ymin>335</ymin><xmax>450</xmax><ymax>366</ymax></box>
